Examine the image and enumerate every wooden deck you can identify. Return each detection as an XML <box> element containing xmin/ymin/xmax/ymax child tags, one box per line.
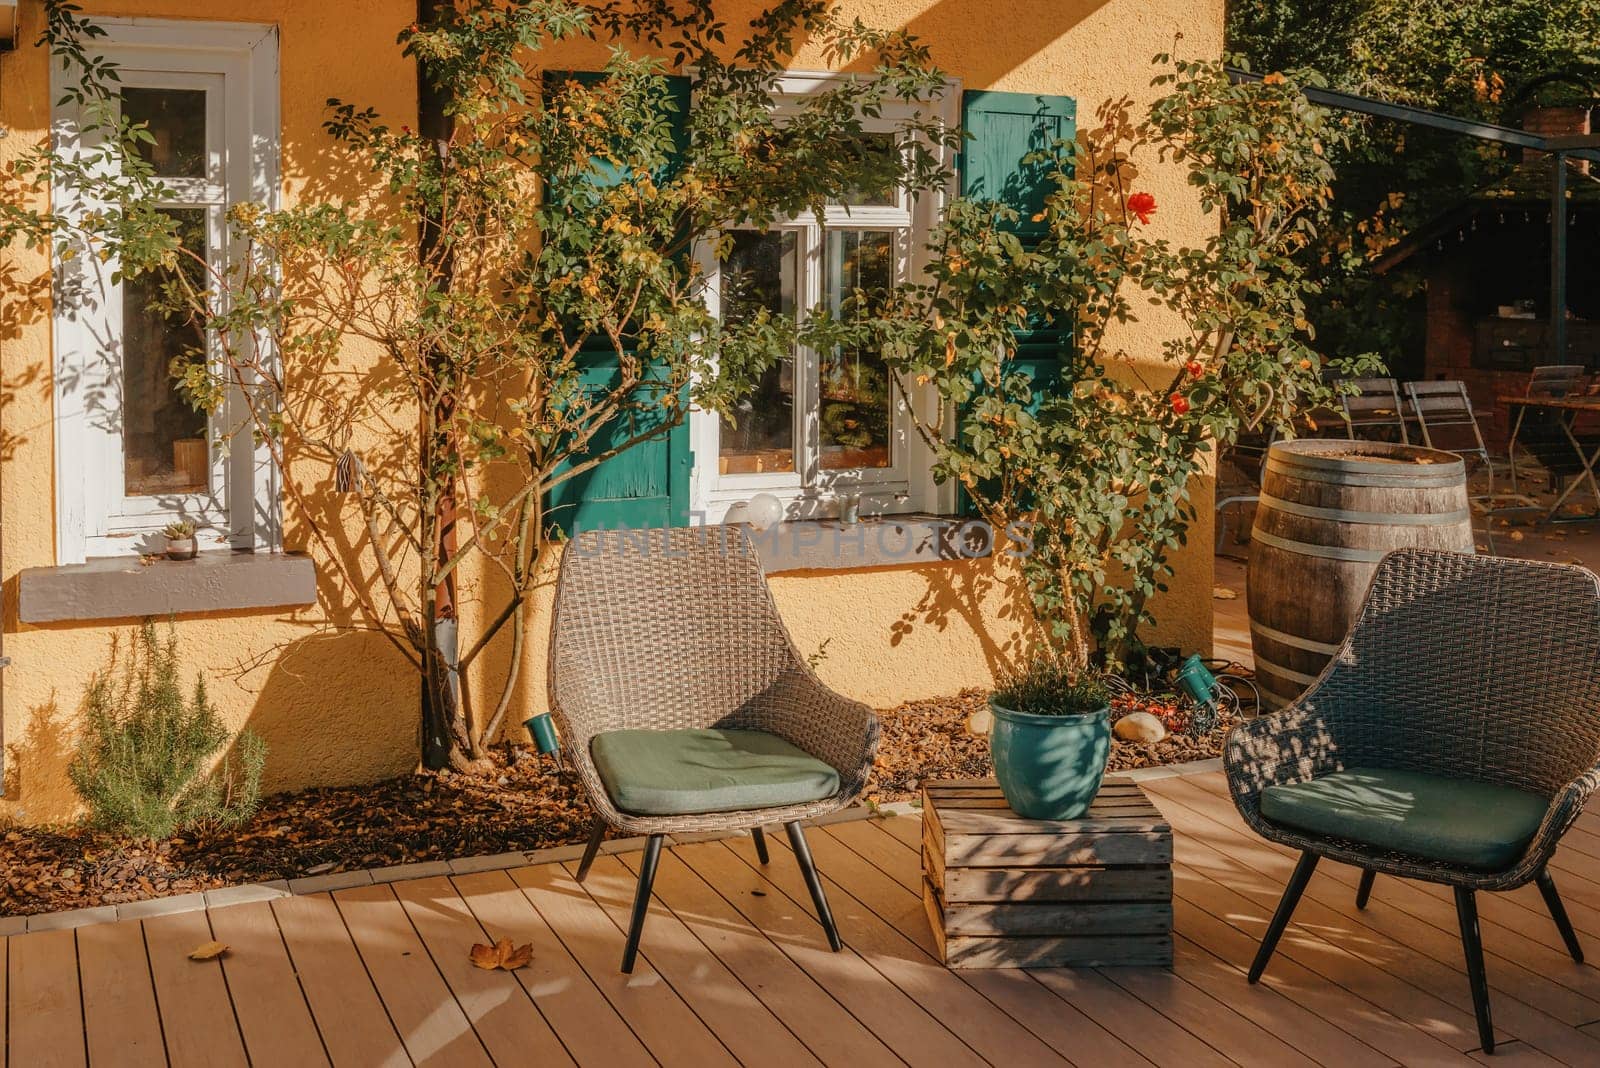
<box><xmin>7</xmin><ymin>769</ymin><xmax>1600</xmax><ymax>1066</ymax></box>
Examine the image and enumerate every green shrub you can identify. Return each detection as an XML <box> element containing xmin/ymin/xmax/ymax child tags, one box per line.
<box><xmin>991</xmin><ymin>658</ymin><xmax>1111</xmax><ymax>717</ymax></box>
<box><xmin>69</xmin><ymin>623</ymin><xmax>266</xmax><ymax>839</ymax></box>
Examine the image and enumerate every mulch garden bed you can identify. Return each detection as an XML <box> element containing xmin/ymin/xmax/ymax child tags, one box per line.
<box><xmin>1</xmin><ymin>689</ymin><xmax>1234</xmax><ymax>918</ymax></box>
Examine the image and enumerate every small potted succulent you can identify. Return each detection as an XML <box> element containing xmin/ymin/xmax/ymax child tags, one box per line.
<box><xmin>988</xmin><ymin>657</ymin><xmax>1112</xmax><ymax>820</ymax></box>
<box><xmin>162</xmin><ymin>519</ymin><xmax>198</xmax><ymax>561</ymax></box>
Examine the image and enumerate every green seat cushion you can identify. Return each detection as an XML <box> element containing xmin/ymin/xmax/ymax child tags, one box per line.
<box><xmin>1261</xmin><ymin>767</ymin><xmax>1548</xmax><ymax>871</ymax></box>
<box><xmin>590</xmin><ymin>728</ymin><xmax>841</xmax><ymax>816</ymax></box>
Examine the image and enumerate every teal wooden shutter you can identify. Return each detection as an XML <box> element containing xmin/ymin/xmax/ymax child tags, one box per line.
<box><xmin>545</xmin><ymin>74</ymin><xmax>693</xmax><ymax>534</ymax></box>
<box><xmin>957</xmin><ymin>90</ymin><xmax>1076</xmax><ymax>515</ymax></box>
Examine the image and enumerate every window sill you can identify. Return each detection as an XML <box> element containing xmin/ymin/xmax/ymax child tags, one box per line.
<box><xmin>19</xmin><ymin>551</ymin><xmax>317</xmax><ymax>625</ymax></box>
<box><xmin>754</xmin><ymin>514</ymin><xmax>994</xmax><ymax>575</ymax></box>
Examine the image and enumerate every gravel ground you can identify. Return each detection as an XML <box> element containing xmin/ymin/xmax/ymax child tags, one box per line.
<box><xmin>2</xmin><ymin>690</ymin><xmax>1230</xmax><ymax>917</ymax></box>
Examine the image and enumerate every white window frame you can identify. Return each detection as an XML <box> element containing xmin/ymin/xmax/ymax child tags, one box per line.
<box><xmin>51</xmin><ymin>19</ymin><xmax>280</xmax><ymax>563</ymax></box>
<box><xmin>690</xmin><ymin>72</ymin><xmax>960</xmax><ymax>524</ymax></box>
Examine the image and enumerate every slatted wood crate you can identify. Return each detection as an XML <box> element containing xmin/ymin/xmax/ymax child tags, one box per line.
<box><xmin>922</xmin><ymin>776</ymin><xmax>1173</xmax><ymax>968</ymax></box>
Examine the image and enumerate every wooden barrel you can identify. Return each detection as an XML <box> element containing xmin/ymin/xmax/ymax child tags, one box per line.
<box><xmin>1248</xmin><ymin>440</ymin><xmax>1475</xmax><ymax>709</ymax></box>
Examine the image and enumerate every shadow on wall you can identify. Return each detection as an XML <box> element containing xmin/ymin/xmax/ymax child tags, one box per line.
<box><xmin>4</xmin><ymin>623</ymin><xmax>418</xmax><ymax>823</ymax></box>
<box><xmin>889</xmin><ymin>556</ymin><xmax>1037</xmax><ymax>683</ymax></box>
<box><xmin>232</xmin><ymin>627</ymin><xmax>419</xmax><ymax>795</ymax></box>
<box><xmin>3</xmin><ymin>698</ymin><xmax>75</xmax><ymax>823</ymax></box>
<box><xmin>840</xmin><ymin>0</ymin><xmax>1115</xmax><ymax>87</ymax></box>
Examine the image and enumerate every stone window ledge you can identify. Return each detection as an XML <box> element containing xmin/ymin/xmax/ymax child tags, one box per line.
<box><xmin>19</xmin><ymin>551</ymin><xmax>317</xmax><ymax>625</ymax></box>
<box><xmin>756</xmin><ymin>514</ymin><xmax>996</xmax><ymax>575</ymax></box>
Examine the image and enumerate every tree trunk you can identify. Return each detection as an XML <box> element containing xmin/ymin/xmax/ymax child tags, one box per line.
<box><xmin>416</xmin><ymin>0</ymin><xmax>466</xmax><ymax>769</ymax></box>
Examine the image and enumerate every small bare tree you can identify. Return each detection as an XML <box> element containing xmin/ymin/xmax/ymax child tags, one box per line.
<box><xmin>15</xmin><ymin>0</ymin><xmax>955</xmax><ymax>769</ymax></box>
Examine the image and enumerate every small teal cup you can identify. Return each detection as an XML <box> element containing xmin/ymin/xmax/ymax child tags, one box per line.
<box><xmin>524</xmin><ymin>712</ymin><xmax>561</xmax><ymax>756</ymax></box>
<box><xmin>988</xmin><ymin>701</ymin><xmax>1111</xmax><ymax>820</ymax></box>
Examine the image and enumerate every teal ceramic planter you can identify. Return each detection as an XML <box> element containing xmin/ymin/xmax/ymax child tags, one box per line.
<box><xmin>988</xmin><ymin>700</ymin><xmax>1112</xmax><ymax>820</ymax></box>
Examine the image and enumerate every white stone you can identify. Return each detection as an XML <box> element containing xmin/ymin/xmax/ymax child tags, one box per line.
<box><xmin>1113</xmin><ymin>711</ymin><xmax>1168</xmax><ymax>744</ymax></box>
<box><xmin>966</xmin><ymin>705</ymin><xmax>993</xmax><ymax>736</ymax></box>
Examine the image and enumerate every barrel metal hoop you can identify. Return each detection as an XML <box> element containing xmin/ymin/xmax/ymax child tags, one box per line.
<box><xmin>1265</xmin><ymin>455</ymin><xmax>1466</xmax><ymax>488</ymax></box>
<box><xmin>1252</xmin><ymin>652</ymin><xmax>1322</xmax><ymax>687</ymax></box>
<box><xmin>1249</xmin><ymin>528</ymin><xmax>1390</xmax><ymax>563</ymax></box>
<box><xmin>1257</xmin><ymin>493</ymin><xmax>1470</xmax><ymax>527</ymax></box>
<box><xmin>1249</xmin><ymin>621</ymin><xmax>1343</xmax><ymax>656</ymax></box>
<box><xmin>1265</xmin><ymin>446</ymin><xmax>1464</xmax><ymax>479</ymax></box>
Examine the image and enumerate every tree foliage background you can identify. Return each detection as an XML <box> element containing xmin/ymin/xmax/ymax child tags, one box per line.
<box><xmin>1227</xmin><ymin>0</ymin><xmax>1600</xmax><ymax>372</ymax></box>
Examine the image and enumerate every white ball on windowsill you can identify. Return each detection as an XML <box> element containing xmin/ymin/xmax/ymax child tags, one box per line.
<box><xmin>743</xmin><ymin>493</ymin><xmax>785</xmax><ymax>532</ymax></box>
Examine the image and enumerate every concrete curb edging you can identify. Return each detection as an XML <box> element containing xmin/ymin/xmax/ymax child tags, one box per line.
<box><xmin>1</xmin><ymin>757</ymin><xmax>1225</xmax><ymax>935</ymax></box>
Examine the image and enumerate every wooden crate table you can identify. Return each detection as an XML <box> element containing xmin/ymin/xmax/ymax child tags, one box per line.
<box><xmin>921</xmin><ymin>776</ymin><xmax>1173</xmax><ymax>968</ymax></box>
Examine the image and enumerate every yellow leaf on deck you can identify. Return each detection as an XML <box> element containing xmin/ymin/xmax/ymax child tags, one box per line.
<box><xmin>470</xmin><ymin>938</ymin><xmax>534</xmax><ymax>971</ymax></box>
<box><xmin>189</xmin><ymin>941</ymin><xmax>229</xmax><ymax>961</ymax></box>
<box><xmin>1212</xmin><ymin>586</ymin><xmax>1238</xmax><ymax>600</ymax></box>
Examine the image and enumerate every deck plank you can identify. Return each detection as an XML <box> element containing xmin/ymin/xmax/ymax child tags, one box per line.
<box><xmin>333</xmin><ymin>883</ymin><xmax>493</xmax><ymax>1068</ymax></box>
<box><xmin>271</xmin><ymin>893</ymin><xmax>411</xmax><ymax>1068</ymax></box>
<box><xmin>610</xmin><ymin>845</ymin><xmax>903</xmax><ymax>1068</ymax></box>
<box><xmin>508</xmin><ymin>859</ymin><xmax>739</xmax><ymax>1067</ymax></box>
<box><xmin>719</xmin><ymin>830</ymin><xmax>1070</xmax><ymax>1067</ymax></box>
<box><xmin>207</xmin><ymin>900</ymin><xmax>331</xmax><ymax>1068</ymax></box>
<box><xmin>9</xmin><ymin>928</ymin><xmax>87</xmax><ymax>1068</ymax></box>
<box><xmin>1174</xmin><ymin>887</ymin><xmax>1476</xmax><ymax>1066</ymax></box>
<box><xmin>1096</xmin><ymin>962</ymin><xmax>1320</xmax><ymax>1068</ymax></box>
<box><xmin>76</xmin><ymin>919</ymin><xmax>165</xmax><ymax>1068</ymax></box>
<box><xmin>142</xmin><ymin>909</ymin><xmax>249</xmax><ymax>1068</ymax></box>
<box><xmin>1170</xmin><ymin>934</ymin><xmax>1395</xmax><ymax>1068</ymax></box>
<box><xmin>670</xmin><ymin>837</ymin><xmax>983</xmax><ymax>1068</ymax></box>
<box><xmin>797</xmin><ymin>819</ymin><xmax>1155</xmax><ymax>1067</ymax></box>
<box><xmin>390</xmin><ymin>875</ymin><xmax>575</xmax><ymax>1067</ymax></box>
<box><xmin>23</xmin><ymin>771</ymin><xmax>1600</xmax><ymax>1068</ymax></box>
<box><xmin>450</xmin><ymin>868</ymin><xmax>648</xmax><ymax>1068</ymax></box>
<box><xmin>561</xmin><ymin>853</ymin><xmax>817</xmax><ymax>1068</ymax></box>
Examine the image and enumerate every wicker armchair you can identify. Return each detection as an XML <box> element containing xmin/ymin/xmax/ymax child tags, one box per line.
<box><xmin>550</xmin><ymin>525</ymin><xmax>879</xmax><ymax>971</ymax></box>
<box><xmin>1226</xmin><ymin>549</ymin><xmax>1600</xmax><ymax>1055</ymax></box>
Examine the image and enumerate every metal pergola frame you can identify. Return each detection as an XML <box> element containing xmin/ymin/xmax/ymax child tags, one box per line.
<box><xmin>1229</xmin><ymin>69</ymin><xmax>1600</xmax><ymax>365</ymax></box>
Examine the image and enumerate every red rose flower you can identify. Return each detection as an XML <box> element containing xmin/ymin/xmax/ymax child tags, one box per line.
<box><xmin>1185</xmin><ymin>360</ymin><xmax>1204</xmax><ymax>377</ymax></box>
<box><xmin>1128</xmin><ymin>191</ymin><xmax>1157</xmax><ymax>225</ymax></box>
<box><xmin>1169</xmin><ymin>392</ymin><xmax>1190</xmax><ymax>415</ymax></box>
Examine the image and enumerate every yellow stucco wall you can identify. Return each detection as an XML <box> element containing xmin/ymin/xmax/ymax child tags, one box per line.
<box><xmin>0</xmin><ymin>0</ymin><xmax>1221</xmax><ymax>823</ymax></box>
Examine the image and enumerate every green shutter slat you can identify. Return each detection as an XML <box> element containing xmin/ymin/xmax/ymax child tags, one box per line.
<box><xmin>545</xmin><ymin>73</ymin><xmax>693</xmax><ymax>535</ymax></box>
<box><xmin>957</xmin><ymin>90</ymin><xmax>1076</xmax><ymax>516</ymax></box>
<box><xmin>959</xmin><ymin>91</ymin><xmax>1077</xmax><ymax>240</ymax></box>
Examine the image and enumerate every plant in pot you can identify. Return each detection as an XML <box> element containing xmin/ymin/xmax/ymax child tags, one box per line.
<box><xmin>988</xmin><ymin>658</ymin><xmax>1112</xmax><ymax>820</ymax></box>
<box><xmin>162</xmin><ymin>520</ymin><xmax>198</xmax><ymax>561</ymax></box>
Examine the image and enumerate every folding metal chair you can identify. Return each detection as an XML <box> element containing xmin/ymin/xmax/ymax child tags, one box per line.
<box><xmin>1404</xmin><ymin>380</ymin><xmax>1497</xmax><ymax>552</ymax></box>
<box><xmin>1214</xmin><ymin>430</ymin><xmax>1274</xmax><ymax>551</ymax></box>
<box><xmin>1339</xmin><ymin>377</ymin><xmax>1409</xmax><ymax>443</ymax></box>
<box><xmin>1507</xmin><ymin>365</ymin><xmax>1598</xmax><ymax>510</ymax></box>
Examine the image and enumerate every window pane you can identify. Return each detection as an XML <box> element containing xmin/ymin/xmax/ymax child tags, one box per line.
<box><xmin>121</xmin><ymin>87</ymin><xmax>207</xmax><ymax>178</ymax></box>
<box><xmin>720</xmin><ymin>231</ymin><xmax>797</xmax><ymax>475</ymax></box>
<box><xmin>821</xmin><ymin>230</ymin><xmax>895</xmax><ymax>470</ymax></box>
<box><xmin>829</xmin><ymin>133</ymin><xmax>899</xmax><ymax>208</ymax></box>
<box><xmin>124</xmin><ymin>208</ymin><xmax>209</xmax><ymax>497</ymax></box>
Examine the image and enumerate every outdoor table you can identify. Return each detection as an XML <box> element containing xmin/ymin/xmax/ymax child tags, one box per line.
<box><xmin>1498</xmin><ymin>393</ymin><xmax>1600</xmax><ymax>522</ymax></box>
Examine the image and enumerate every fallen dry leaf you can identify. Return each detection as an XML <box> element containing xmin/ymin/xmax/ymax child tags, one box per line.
<box><xmin>470</xmin><ymin>937</ymin><xmax>533</xmax><ymax>971</ymax></box>
<box><xmin>1211</xmin><ymin>586</ymin><xmax>1238</xmax><ymax>600</ymax></box>
<box><xmin>189</xmin><ymin>941</ymin><xmax>229</xmax><ymax>961</ymax></box>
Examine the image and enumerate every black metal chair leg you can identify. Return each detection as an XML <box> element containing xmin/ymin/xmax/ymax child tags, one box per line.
<box><xmin>574</xmin><ymin>817</ymin><xmax>607</xmax><ymax>883</ymax></box>
<box><xmin>1536</xmin><ymin>868</ymin><xmax>1584</xmax><ymax>963</ymax></box>
<box><xmin>752</xmin><ymin>825</ymin><xmax>770</xmax><ymax>865</ymax></box>
<box><xmin>1249</xmin><ymin>851</ymin><xmax>1319</xmax><ymax>983</ymax></box>
<box><xmin>620</xmin><ymin>835</ymin><xmax>664</xmax><ymax>974</ymax></box>
<box><xmin>786</xmin><ymin>822</ymin><xmax>842</xmax><ymax>951</ymax></box>
<box><xmin>1454</xmin><ymin>887</ymin><xmax>1495</xmax><ymax>1053</ymax></box>
<box><xmin>1356</xmin><ymin>869</ymin><xmax>1376</xmax><ymax>910</ymax></box>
